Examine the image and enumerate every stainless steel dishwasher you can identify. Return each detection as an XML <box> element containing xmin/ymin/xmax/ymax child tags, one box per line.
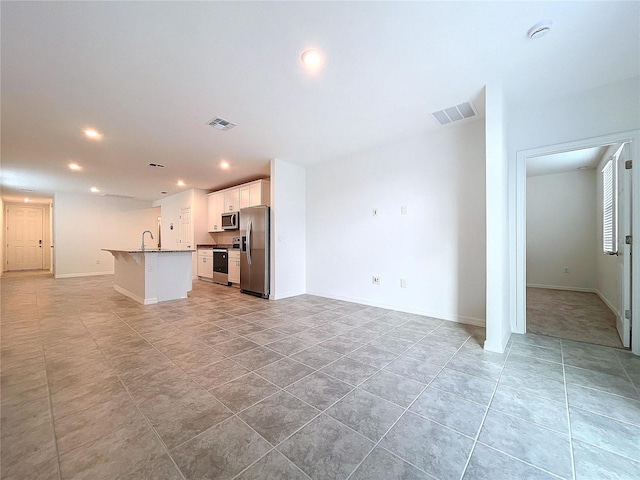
<box><xmin>212</xmin><ymin>248</ymin><xmax>229</xmax><ymax>285</ymax></box>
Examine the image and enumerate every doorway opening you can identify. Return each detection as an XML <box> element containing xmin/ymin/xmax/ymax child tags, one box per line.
<box><xmin>525</xmin><ymin>143</ymin><xmax>628</xmax><ymax>348</ymax></box>
<box><xmin>515</xmin><ymin>131</ymin><xmax>639</xmax><ymax>354</ymax></box>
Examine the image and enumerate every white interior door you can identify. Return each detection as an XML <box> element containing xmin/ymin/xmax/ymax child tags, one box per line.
<box><xmin>6</xmin><ymin>205</ymin><xmax>44</xmax><ymax>270</ymax></box>
<box><xmin>179</xmin><ymin>207</ymin><xmax>192</xmax><ymax>249</ymax></box>
<box><xmin>617</xmin><ymin>144</ymin><xmax>632</xmax><ymax>347</ymax></box>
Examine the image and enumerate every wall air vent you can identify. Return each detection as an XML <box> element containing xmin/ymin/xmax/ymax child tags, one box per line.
<box><xmin>207</xmin><ymin>116</ymin><xmax>237</xmax><ymax>131</ymax></box>
<box><xmin>432</xmin><ymin>101</ymin><xmax>477</xmax><ymax>126</ymax></box>
<box><xmin>148</xmin><ymin>163</ymin><xmax>165</xmax><ymax>168</ymax></box>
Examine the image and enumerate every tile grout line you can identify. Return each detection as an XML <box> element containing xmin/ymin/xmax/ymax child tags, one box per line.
<box><xmin>44</xmin><ymin>308</ymin><xmax>178</xmax><ymax>475</ymax></box>
<box><xmin>457</xmin><ymin>336</ymin><xmax>512</xmax><ymax>480</ymax></box>
<box><xmin>35</xmin><ymin>289</ymin><xmax>64</xmax><ymax>480</ymax></box>
<box><xmin>612</xmin><ymin>349</ymin><xmax>640</xmax><ymax>398</ymax></box>
<box><xmin>560</xmin><ymin>339</ymin><xmax>578</xmax><ymax>480</ymax></box>
<box><xmin>232</xmin><ymin>320</ymin><xmax>468</xmax><ymax>477</ymax></box>
<box><xmin>106</xmin><ymin>305</ymin><xmax>422</xmax><ymax>462</ymax></box>
<box><xmin>229</xmin><ymin>415</ymin><xmax>315</xmax><ymax>480</ymax></box>
<box><xmin>472</xmin><ymin>441</ymin><xmax>567</xmax><ymax>479</ymax></box>
<box><xmin>469</xmin><ymin>337</ymin><xmax>583</xmax><ymax>478</ymax></box>
<box><xmin>116</xmin><ymin>377</ymin><xmax>189</xmax><ymax>480</ymax></box>
<box><xmin>14</xmin><ymin>278</ymin><xmax>629</xmax><ymax>480</ymax></box>
<box><xmin>343</xmin><ymin>330</ymin><xmax>480</xmax><ymax>480</ymax></box>
<box><xmin>226</xmin><ymin>328</ymin><xmax>441</xmax><ymax>478</ymax></box>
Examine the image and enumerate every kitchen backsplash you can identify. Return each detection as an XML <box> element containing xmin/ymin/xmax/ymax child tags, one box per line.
<box><xmin>210</xmin><ymin>231</ymin><xmax>237</xmax><ymax>245</ymax></box>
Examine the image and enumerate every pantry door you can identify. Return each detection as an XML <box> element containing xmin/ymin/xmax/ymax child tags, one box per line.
<box><xmin>6</xmin><ymin>205</ymin><xmax>44</xmax><ymax>270</ymax></box>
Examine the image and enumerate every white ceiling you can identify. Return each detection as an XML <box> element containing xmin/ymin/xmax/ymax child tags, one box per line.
<box><xmin>1</xmin><ymin>1</ymin><xmax>639</xmax><ymax>202</ymax></box>
<box><xmin>526</xmin><ymin>146</ymin><xmax>610</xmax><ymax>177</ymax></box>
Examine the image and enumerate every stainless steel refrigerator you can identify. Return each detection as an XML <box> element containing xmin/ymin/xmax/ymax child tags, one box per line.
<box><xmin>240</xmin><ymin>205</ymin><xmax>270</xmax><ymax>298</ymax></box>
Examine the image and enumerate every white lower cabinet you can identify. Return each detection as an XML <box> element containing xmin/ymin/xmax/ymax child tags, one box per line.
<box><xmin>228</xmin><ymin>250</ymin><xmax>240</xmax><ymax>284</ymax></box>
<box><xmin>197</xmin><ymin>250</ymin><xmax>213</xmax><ymax>279</ymax></box>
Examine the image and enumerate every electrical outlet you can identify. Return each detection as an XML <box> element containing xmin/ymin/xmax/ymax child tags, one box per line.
<box><xmin>400</xmin><ymin>278</ymin><xmax>407</xmax><ymax>288</ymax></box>
<box><xmin>563</xmin><ymin>266</ymin><xmax>569</xmax><ymax>273</ymax></box>
<box><xmin>372</xmin><ymin>209</ymin><xmax>378</xmax><ymax>217</ymax></box>
<box><xmin>401</xmin><ymin>205</ymin><xmax>407</xmax><ymax>215</ymax></box>
<box><xmin>372</xmin><ymin>276</ymin><xmax>381</xmax><ymax>285</ymax></box>
<box><xmin>96</xmin><ymin>259</ymin><xmax>101</xmax><ymax>264</ymax></box>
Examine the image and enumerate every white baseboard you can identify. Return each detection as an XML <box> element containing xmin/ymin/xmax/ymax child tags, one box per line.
<box><xmin>271</xmin><ymin>289</ymin><xmax>307</xmax><ymax>301</ymax></box>
<box><xmin>305</xmin><ymin>289</ymin><xmax>485</xmax><ymax>327</ymax></box>
<box><xmin>594</xmin><ymin>289</ymin><xmax>619</xmax><ymax>317</ymax></box>
<box><xmin>113</xmin><ymin>285</ymin><xmax>157</xmax><ymax>305</ymax></box>
<box><xmin>55</xmin><ymin>271</ymin><xmax>114</xmax><ymax>279</ymax></box>
<box><xmin>526</xmin><ymin>283</ymin><xmax>596</xmax><ymax>293</ymax></box>
<box><xmin>484</xmin><ymin>329</ymin><xmax>512</xmax><ymax>353</ymax></box>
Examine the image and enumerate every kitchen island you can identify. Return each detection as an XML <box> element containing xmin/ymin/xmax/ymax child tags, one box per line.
<box><xmin>102</xmin><ymin>249</ymin><xmax>195</xmax><ymax>305</ymax></box>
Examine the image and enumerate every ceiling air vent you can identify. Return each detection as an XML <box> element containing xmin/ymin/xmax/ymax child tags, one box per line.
<box><xmin>432</xmin><ymin>101</ymin><xmax>477</xmax><ymax>126</ymax></box>
<box><xmin>102</xmin><ymin>193</ymin><xmax>134</xmax><ymax>199</ymax></box>
<box><xmin>207</xmin><ymin>116</ymin><xmax>237</xmax><ymax>131</ymax></box>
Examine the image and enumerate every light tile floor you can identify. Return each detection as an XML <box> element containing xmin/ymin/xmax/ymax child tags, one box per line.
<box><xmin>526</xmin><ymin>287</ymin><xmax>623</xmax><ymax>349</ymax></box>
<box><xmin>1</xmin><ymin>275</ymin><xmax>639</xmax><ymax>480</ymax></box>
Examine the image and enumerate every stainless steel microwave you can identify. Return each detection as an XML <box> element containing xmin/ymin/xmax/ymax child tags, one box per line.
<box><xmin>221</xmin><ymin>211</ymin><xmax>239</xmax><ymax>230</ymax></box>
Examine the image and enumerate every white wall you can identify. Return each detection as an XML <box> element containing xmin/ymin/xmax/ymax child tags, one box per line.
<box><xmin>485</xmin><ymin>80</ymin><xmax>511</xmax><ymax>352</ymax></box>
<box><xmin>526</xmin><ymin>170</ymin><xmax>597</xmax><ymax>290</ymax></box>
<box><xmin>306</xmin><ymin>120</ymin><xmax>486</xmax><ymax>324</ymax></box>
<box><xmin>153</xmin><ymin>189</ymin><xmax>194</xmax><ymax>249</ymax></box>
<box><xmin>53</xmin><ymin>192</ymin><xmax>154</xmax><ymax>277</ymax></box>
<box><xmin>270</xmin><ymin>159</ymin><xmax>306</xmax><ymax>299</ymax></box>
<box><xmin>152</xmin><ymin>188</ymin><xmax>211</xmax><ymax>277</ymax></box>
<box><xmin>105</xmin><ymin>207</ymin><xmax>160</xmax><ymax>250</ymax></box>
<box><xmin>508</xmin><ymin>77</ymin><xmax>640</xmax><ymax>154</ymax></box>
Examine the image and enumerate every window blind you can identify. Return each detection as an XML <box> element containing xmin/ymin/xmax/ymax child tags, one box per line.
<box><xmin>602</xmin><ymin>158</ymin><xmax>616</xmax><ymax>254</ymax></box>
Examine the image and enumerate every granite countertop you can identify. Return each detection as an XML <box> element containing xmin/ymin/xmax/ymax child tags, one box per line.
<box><xmin>197</xmin><ymin>244</ymin><xmax>239</xmax><ymax>250</ymax></box>
<box><xmin>102</xmin><ymin>248</ymin><xmax>196</xmax><ymax>253</ymax></box>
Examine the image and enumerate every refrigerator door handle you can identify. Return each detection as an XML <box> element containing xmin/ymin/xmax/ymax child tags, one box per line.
<box><xmin>246</xmin><ymin>220</ymin><xmax>252</xmax><ymax>266</ymax></box>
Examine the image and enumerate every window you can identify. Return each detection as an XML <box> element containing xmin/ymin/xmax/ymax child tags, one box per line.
<box><xmin>601</xmin><ymin>145</ymin><xmax>623</xmax><ymax>254</ymax></box>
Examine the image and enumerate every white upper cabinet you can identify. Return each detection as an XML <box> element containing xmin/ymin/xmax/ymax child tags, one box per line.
<box><xmin>209</xmin><ymin>179</ymin><xmax>270</xmax><ymax>232</ymax></box>
<box><xmin>207</xmin><ymin>191</ymin><xmax>224</xmax><ymax>232</ymax></box>
<box><xmin>240</xmin><ymin>180</ymin><xmax>270</xmax><ymax>209</ymax></box>
<box><xmin>224</xmin><ymin>188</ymin><xmax>240</xmax><ymax>212</ymax></box>
<box><xmin>239</xmin><ymin>185</ymin><xmax>251</xmax><ymax>210</ymax></box>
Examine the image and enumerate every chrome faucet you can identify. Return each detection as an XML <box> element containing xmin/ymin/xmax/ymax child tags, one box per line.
<box><xmin>141</xmin><ymin>230</ymin><xmax>154</xmax><ymax>251</ymax></box>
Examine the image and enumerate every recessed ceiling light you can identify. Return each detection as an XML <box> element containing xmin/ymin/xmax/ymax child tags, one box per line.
<box><xmin>68</xmin><ymin>163</ymin><xmax>82</xmax><ymax>171</ymax></box>
<box><xmin>220</xmin><ymin>160</ymin><xmax>230</xmax><ymax>170</ymax></box>
<box><xmin>24</xmin><ymin>198</ymin><xmax>30</xmax><ymax>203</ymax></box>
<box><xmin>90</xmin><ymin>187</ymin><xmax>99</xmax><ymax>193</ymax></box>
<box><xmin>83</xmin><ymin>128</ymin><xmax>102</xmax><ymax>139</ymax></box>
<box><xmin>301</xmin><ymin>49</ymin><xmax>324</xmax><ymax>70</ymax></box>
<box><xmin>177</xmin><ymin>180</ymin><xmax>185</xmax><ymax>187</ymax></box>
<box><xmin>528</xmin><ymin>20</ymin><xmax>553</xmax><ymax>39</ymax></box>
